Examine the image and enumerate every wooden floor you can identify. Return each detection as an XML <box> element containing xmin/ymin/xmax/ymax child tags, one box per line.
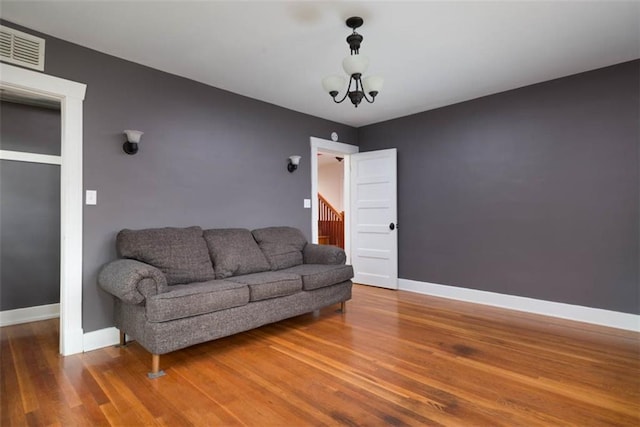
<box><xmin>2</xmin><ymin>285</ymin><xmax>639</xmax><ymax>426</ymax></box>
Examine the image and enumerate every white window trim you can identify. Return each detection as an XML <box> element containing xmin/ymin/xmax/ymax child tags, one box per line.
<box><xmin>1</xmin><ymin>63</ymin><xmax>86</xmax><ymax>356</ymax></box>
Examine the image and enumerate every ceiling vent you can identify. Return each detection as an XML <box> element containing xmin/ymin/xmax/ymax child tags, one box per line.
<box><xmin>0</xmin><ymin>25</ymin><xmax>45</xmax><ymax>71</ymax></box>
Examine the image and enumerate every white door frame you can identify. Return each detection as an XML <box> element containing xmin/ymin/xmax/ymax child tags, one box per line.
<box><xmin>0</xmin><ymin>63</ymin><xmax>86</xmax><ymax>355</ymax></box>
<box><xmin>310</xmin><ymin>136</ymin><xmax>358</xmax><ymax>261</ymax></box>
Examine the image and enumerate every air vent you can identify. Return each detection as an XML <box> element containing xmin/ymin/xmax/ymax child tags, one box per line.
<box><xmin>0</xmin><ymin>26</ymin><xmax>45</xmax><ymax>71</ymax></box>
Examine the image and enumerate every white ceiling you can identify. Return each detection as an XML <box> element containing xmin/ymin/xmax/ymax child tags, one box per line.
<box><xmin>2</xmin><ymin>1</ymin><xmax>638</xmax><ymax>127</ymax></box>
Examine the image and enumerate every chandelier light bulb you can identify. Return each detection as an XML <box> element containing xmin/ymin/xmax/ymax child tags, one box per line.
<box><xmin>342</xmin><ymin>54</ymin><xmax>369</xmax><ymax>77</ymax></box>
<box><xmin>363</xmin><ymin>75</ymin><xmax>384</xmax><ymax>95</ymax></box>
<box><xmin>322</xmin><ymin>75</ymin><xmax>346</xmax><ymax>95</ymax></box>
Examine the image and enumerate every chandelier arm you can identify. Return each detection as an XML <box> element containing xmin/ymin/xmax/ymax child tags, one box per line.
<box><xmin>362</xmin><ymin>90</ymin><xmax>375</xmax><ymax>103</ymax></box>
<box><xmin>356</xmin><ymin>76</ymin><xmax>375</xmax><ymax>103</ymax></box>
<box><xmin>333</xmin><ymin>76</ymin><xmax>355</xmax><ymax>104</ymax></box>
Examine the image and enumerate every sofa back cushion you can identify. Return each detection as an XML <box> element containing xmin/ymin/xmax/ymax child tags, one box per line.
<box><xmin>251</xmin><ymin>226</ymin><xmax>307</xmax><ymax>270</ymax></box>
<box><xmin>203</xmin><ymin>228</ymin><xmax>271</xmax><ymax>279</ymax></box>
<box><xmin>117</xmin><ymin>226</ymin><xmax>216</xmax><ymax>285</ymax></box>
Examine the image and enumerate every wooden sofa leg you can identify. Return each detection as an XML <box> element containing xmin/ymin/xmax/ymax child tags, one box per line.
<box><xmin>148</xmin><ymin>354</ymin><xmax>166</xmax><ymax>379</ymax></box>
<box><xmin>117</xmin><ymin>330</ymin><xmax>129</xmax><ymax>347</ymax></box>
<box><xmin>340</xmin><ymin>301</ymin><xmax>347</xmax><ymax>313</ymax></box>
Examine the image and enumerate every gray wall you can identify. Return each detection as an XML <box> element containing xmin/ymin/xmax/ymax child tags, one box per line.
<box><xmin>0</xmin><ymin>101</ymin><xmax>61</xmax><ymax>310</ymax></box>
<box><xmin>1</xmin><ymin>21</ymin><xmax>357</xmax><ymax>331</ymax></box>
<box><xmin>358</xmin><ymin>60</ymin><xmax>639</xmax><ymax>315</ymax></box>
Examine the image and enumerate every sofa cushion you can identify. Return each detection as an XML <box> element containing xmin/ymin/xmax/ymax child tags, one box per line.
<box><xmin>203</xmin><ymin>228</ymin><xmax>271</xmax><ymax>279</ymax></box>
<box><xmin>251</xmin><ymin>227</ymin><xmax>307</xmax><ymax>270</ymax></box>
<box><xmin>117</xmin><ymin>226</ymin><xmax>215</xmax><ymax>285</ymax></box>
<box><xmin>280</xmin><ymin>264</ymin><xmax>354</xmax><ymax>291</ymax></box>
<box><xmin>226</xmin><ymin>271</ymin><xmax>302</xmax><ymax>302</ymax></box>
<box><xmin>146</xmin><ymin>280</ymin><xmax>249</xmax><ymax>322</ymax></box>
<box><xmin>303</xmin><ymin>243</ymin><xmax>347</xmax><ymax>265</ymax></box>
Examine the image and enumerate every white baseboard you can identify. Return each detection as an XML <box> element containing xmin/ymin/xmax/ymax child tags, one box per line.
<box><xmin>0</xmin><ymin>303</ymin><xmax>60</xmax><ymax>327</ymax></box>
<box><xmin>0</xmin><ymin>305</ymin><xmax>121</xmax><ymax>353</ymax></box>
<box><xmin>398</xmin><ymin>279</ymin><xmax>639</xmax><ymax>332</ymax></box>
<box><xmin>83</xmin><ymin>327</ymin><xmax>120</xmax><ymax>352</ymax></box>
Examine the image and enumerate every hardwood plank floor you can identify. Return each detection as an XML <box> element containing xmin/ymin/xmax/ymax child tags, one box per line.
<box><xmin>1</xmin><ymin>284</ymin><xmax>638</xmax><ymax>426</ymax></box>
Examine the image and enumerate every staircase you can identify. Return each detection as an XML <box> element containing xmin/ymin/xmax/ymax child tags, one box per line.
<box><xmin>318</xmin><ymin>193</ymin><xmax>344</xmax><ymax>249</ymax></box>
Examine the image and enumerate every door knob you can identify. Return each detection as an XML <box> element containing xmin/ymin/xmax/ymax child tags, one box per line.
<box><xmin>389</xmin><ymin>222</ymin><xmax>395</xmax><ymax>230</ymax></box>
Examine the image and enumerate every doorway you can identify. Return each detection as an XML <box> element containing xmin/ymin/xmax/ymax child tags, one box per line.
<box><xmin>0</xmin><ymin>63</ymin><xmax>86</xmax><ymax>355</ymax></box>
<box><xmin>317</xmin><ymin>152</ymin><xmax>345</xmax><ymax>248</ymax></box>
<box><xmin>311</xmin><ymin>137</ymin><xmax>399</xmax><ymax>290</ymax></box>
<box><xmin>310</xmin><ymin>136</ymin><xmax>358</xmax><ymax>262</ymax></box>
<box><xmin>0</xmin><ymin>98</ymin><xmax>61</xmax><ymax>322</ymax></box>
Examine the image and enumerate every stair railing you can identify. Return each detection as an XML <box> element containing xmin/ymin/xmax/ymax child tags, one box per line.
<box><xmin>318</xmin><ymin>193</ymin><xmax>344</xmax><ymax>249</ymax></box>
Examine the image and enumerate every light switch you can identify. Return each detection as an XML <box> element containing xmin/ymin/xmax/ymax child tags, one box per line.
<box><xmin>303</xmin><ymin>198</ymin><xmax>311</xmax><ymax>208</ymax></box>
<box><xmin>86</xmin><ymin>190</ymin><xmax>97</xmax><ymax>205</ymax></box>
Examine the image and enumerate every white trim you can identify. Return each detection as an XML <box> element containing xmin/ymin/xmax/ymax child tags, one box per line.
<box><xmin>0</xmin><ymin>149</ymin><xmax>62</xmax><ymax>165</ymax></box>
<box><xmin>0</xmin><ymin>303</ymin><xmax>60</xmax><ymax>327</ymax></box>
<box><xmin>0</xmin><ymin>63</ymin><xmax>86</xmax><ymax>99</ymax></box>
<box><xmin>83</xmin><ymin>327</ymin><xmax>120</xmax><ymax>353</ymax></box>
<box><xmin>310</xmin><ymin>136</ymin><xmax>358</xmax><ymax>263</ymax></box>
<box><xmin>399</xmin><ymin>278</ymin><xmax>640</xmax><ymax>332</ymax></box>
<box><xmin>1</xmin><ymin>63</ymin><xmax>86</xmax><ymax>355</ymax></box>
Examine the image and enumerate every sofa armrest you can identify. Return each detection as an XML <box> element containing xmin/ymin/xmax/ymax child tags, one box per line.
<box><xmin>303</xmin><ymin>243</ymin><xmax>346</xmax><ymax>265</ymax></box>
<box><xmin>98</xmin><ymin>259</ymin><xmax>168</xmax><ymax>305</ymax></box>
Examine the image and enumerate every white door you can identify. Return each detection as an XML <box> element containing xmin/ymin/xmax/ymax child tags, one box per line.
<box><xmin>350</xmin><ymin>148</ymin><xmax>398</xmax><ymax>289</ymax></box>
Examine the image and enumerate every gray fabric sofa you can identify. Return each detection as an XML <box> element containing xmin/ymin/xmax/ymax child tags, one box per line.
<box><xmin>98</xmin><ymin>226</ymin><xmax>353</xmax><ymax>377</ymax></box>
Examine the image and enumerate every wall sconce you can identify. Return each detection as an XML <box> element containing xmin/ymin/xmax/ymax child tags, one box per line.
<box><xmin>288</xmin><ymin>155</ymin><xmax>301</xmax><ymax>173</ymax></box>
<box><xmin>123</xmin><ymin>130</ymin><xmax>144</xmax><ymax>155</ymax></box>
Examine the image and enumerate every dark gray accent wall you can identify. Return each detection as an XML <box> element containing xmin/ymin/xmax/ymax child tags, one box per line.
<box><xmin>0</xmin><ymin>21</ymin><xmax>357</xmax><ymax>331</ymax></box>
<box><xmin>1</xmin><ymin>160</ymin><xmax>61</xmax><ymax>310</ymax></box>
<box><xmin>358</xmin><ymin>60</ymin><xmax>639</xmax><ymax>314</ymax></box>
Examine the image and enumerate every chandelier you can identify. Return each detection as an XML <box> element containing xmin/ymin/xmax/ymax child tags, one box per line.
<box><xmin>322</xmin><ymin>17</ymin><xmax>383</xmax><ymax>108</ymax></box>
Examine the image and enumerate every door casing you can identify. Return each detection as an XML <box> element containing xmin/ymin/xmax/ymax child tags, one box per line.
<box><xmin>0</xmin><ymin>63</ymin><xmax>86</xmax><ymax>355</ymax></box>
